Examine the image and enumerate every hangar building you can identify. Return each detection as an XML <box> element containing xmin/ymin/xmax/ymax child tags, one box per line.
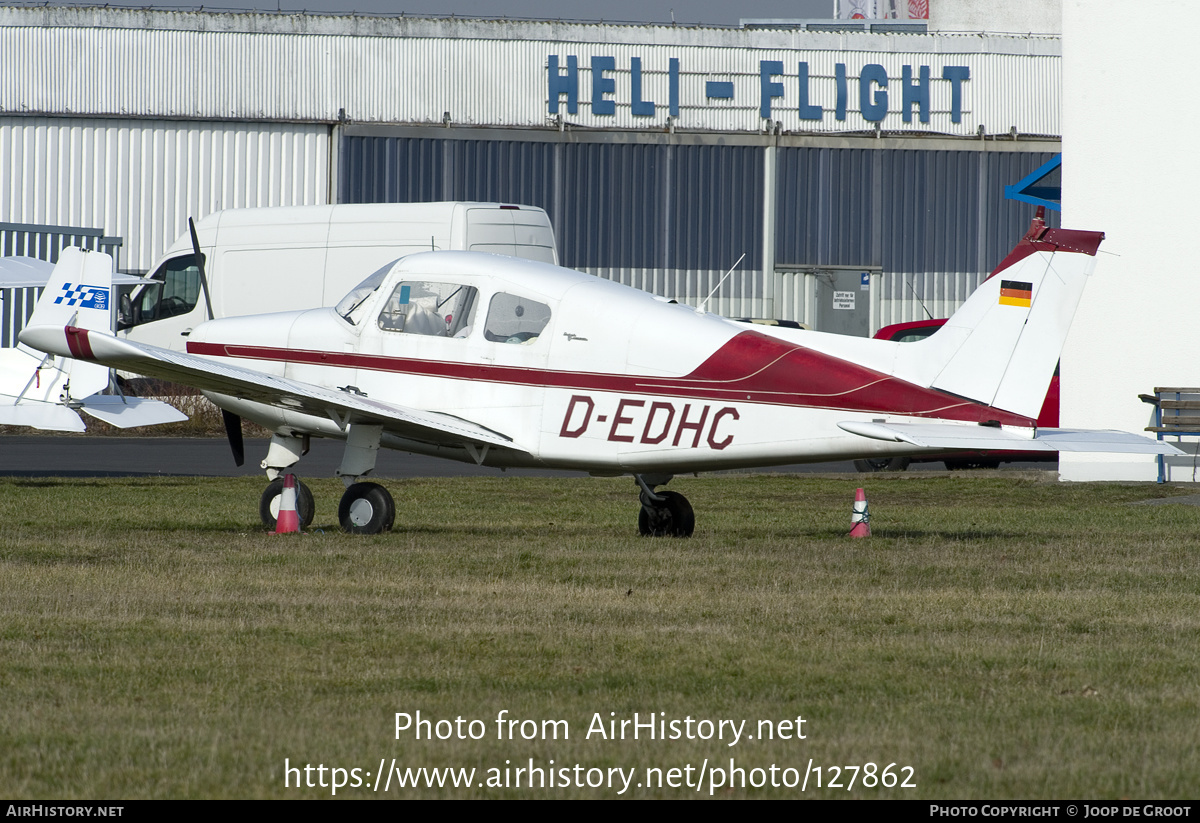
<box><xmin>0</xmin><ymin>5</ymin><xmax>1060</xmax><ymax>335</ymax></box>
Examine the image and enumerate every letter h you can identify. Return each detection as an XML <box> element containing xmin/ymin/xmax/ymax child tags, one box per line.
<box><xmin>548</xmin><ymin>55</ymin><xmax>579</xmax><ymax>114</ymax></box>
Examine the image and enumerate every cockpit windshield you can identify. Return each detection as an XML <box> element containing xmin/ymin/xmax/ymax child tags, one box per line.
<box><xmin>335</xmin><ymin>259</ymin><xmax>401</xmax><ymax>323</ymax></box>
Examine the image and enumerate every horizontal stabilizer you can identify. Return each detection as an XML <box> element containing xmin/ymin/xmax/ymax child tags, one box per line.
<box><xmin>838</xmin><ymin>420</ymin><xmax>1181</xmax><ymax>456</ymax></box>
<box><xmin>1026</xmin><ymin>428</ymin><xmax>1184</xmax><ymax>454</ymax></box>
<box><xmin>0</xmin><ymin>403</ymin><xmax>86</xmax><ymax>432</ymax></box>
<box><xmin>78</xmin><ymin>396</ymin><xmax>189</xmax><ymax>429</ymax></box>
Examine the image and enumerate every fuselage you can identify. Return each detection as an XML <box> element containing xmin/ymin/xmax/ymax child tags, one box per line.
<box><xmin>187</xmin><ymin>251</ymin><xmax>1031</xmax><ymax>473</ymax></box>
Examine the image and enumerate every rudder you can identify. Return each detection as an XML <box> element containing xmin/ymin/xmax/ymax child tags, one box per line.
<box><xmin>895</xmin><ymin>211</ymin><xmax>1103</xmax><ymax>420</ymax></box>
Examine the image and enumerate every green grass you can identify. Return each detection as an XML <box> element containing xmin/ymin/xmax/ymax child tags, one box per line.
<box><xmin>2</xmin><ymin>473</ymin><xmax>1199</xmax><ymax>798</ymax></box>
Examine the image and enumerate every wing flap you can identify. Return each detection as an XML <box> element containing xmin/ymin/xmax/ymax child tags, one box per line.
<box><xmin>20</xmin><ymin>324</ymin><xmax>514</xmax><ymax>449</ymax></box>
<box><xmin>838</xmin><ymin>420</ymin><xmax>1181</xmax><ymax>455</ymax></box>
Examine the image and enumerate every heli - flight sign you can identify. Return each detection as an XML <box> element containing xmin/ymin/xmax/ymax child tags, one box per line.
<box><xmin>547</xmin><ymin>54</ymin><xmax>974</xmax><ymax>133</ymax></box>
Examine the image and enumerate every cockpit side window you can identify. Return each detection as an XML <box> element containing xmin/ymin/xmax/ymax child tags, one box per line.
<box><xmin>377</xmin><ymin>281</ymin><xmax>478</xmax><ymax>338</ymax></box>
<box><xmin>484</xmin><ymin>292</ymin><xmax>552</xmax><ymax>344</ymax></box>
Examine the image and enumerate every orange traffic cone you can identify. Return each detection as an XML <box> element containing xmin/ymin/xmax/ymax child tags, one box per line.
<box><xmin>849</xmin><ymin>487</ymin><xmax>871</xmax><ymax>538</ymax></box>
<box><xmin>274</xmin><ymin>473</ymin><xmax>301</xmax><ymax>534</ymax></box>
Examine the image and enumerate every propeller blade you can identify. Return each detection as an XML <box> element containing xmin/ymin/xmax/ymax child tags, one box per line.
<box><xmin>188</xmin><ymin>216</ymin><xmax>216</xmax><ymax>321</ymax></box>
<box><xmin>222</xmin><ymin>409</ymin><xmax>245</xmax><ymax>467</ymax></box>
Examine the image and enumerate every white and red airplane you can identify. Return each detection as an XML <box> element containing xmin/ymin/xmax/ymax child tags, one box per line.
<box><xmin>20</xmin><ymin>213</ymin><xmax>1177</xmax><ymax>535</ymax></box>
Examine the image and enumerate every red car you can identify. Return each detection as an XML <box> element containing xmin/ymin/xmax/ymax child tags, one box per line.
<box><xmin>854</xmin><ymin>318</ymin><xmax>1059</xmax><ymax>471</ymax></box>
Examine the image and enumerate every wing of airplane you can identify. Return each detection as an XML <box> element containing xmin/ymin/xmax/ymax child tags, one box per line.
<box><xmin>19</xmin><ymin>323</ymin><xmax>515</xmax><ymax>449</ymax></box>
<box><xmin>0</xmin><ymin>255</ymin><xmax>54</xmax><ymax>287</ymax></box>
<box><xmin>838</xmin><ymin>420</ymin><xmax>1181</xmax><ymax>455</ymax></box>
<box><xmin>0</xmin><ymin>255</ymin><xmax>152</xmax><ymax>288</ymax></box>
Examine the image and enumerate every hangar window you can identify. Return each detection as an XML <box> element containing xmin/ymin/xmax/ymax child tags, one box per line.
<box><xmin>484</xmin><ymin>292</ymin><xmax>551</xmax><ymax>344</ymax></box>
<box><xmin>376</xmin><ymin>281</ymin><xmax>478</xmax><ymax>338</ymax></box>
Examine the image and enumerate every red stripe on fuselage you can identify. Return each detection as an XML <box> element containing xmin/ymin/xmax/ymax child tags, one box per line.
<box><xmin>187</xmin><ymin>331</ymin><xmax>1032</xmax><ymax>425</ymax></box>
<box><xmin>64</xmin><ymin>326</ymin><xmax>95</xmax><ymax>361</ymax></box>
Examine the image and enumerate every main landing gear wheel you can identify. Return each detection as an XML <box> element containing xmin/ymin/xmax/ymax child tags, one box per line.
<box><xmin>259</xmin><ymin>477</ymin><xmax>316</xmax><ymax>530</ymax></box>
<box><xmin>338</xmin><ymin>482</ymin><xmax>396</xmax><ymax>534</ymax></box>
<box><xmin>853</xmin><ymin>457</ymin><xmax>911</xmax><ymax>472</ymax></box>
<box><xmin>638</xmin><ymin>490</ymin><xmax>695</xmax><ymax>538</ymax></box>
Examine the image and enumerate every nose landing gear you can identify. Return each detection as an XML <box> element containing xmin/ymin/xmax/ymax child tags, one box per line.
<box><xmin>259</xmin><ymin>476</ymin><xmax>316</xmax><ymax>530</ymax></box>
<box><xmin>635</xmin><ymin>474</ymin><xmax>694</xmax><ymax>538</ymax></box>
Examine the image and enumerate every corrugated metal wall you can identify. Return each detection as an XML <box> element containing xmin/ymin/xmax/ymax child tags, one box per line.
<box><xmin>774</xmin><ymin>145</ymin><xmax>1059</xmax><ymax>326</ymax></box>
<box><xmin>0</xmin><ymin>221</ymin><xmax>122</xmax><ymax>267</ymax></box>
<box><xmin>340</xmin><ymin>133</ymin><xmax>770</xmax><ymax>316</ymax></box>
<box><xmin>0</xmin><ymin>13</ymin><xmax>1060</xmax><ymax>138</ymax></box>
<box><xmin>874</xmin><ymin>149</ymin><xmax>1060</xmax><ymax>326</ymax></box>
<box><xmin>341</xmin><ymin>130</ymin><xmax>1058</xmax><ymax>328</ymax></box>
<box><xmin>775</xmin><ymin>147</ymin><xmax>879</xmax><ymax>268</ymax></box>
<box><xmin>0</xmin><ymin>117</ymin><xmax>331</xmax><ymax>271</ymax></box>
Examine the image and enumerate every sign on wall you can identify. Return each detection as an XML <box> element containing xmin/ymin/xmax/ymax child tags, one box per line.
<box><xmin>548</xmin><ymin>54</ymin><xmax>971</xmax><ymax>130</ymax></box>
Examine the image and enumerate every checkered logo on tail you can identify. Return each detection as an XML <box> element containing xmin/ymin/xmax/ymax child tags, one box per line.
<box><xmin>54</xmin><ymin>283</ymin><xmax>109</xmax><ymax>311</ymax></box>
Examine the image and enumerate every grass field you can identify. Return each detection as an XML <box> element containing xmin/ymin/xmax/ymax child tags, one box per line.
<box><xmin>2</xmin><ymin>471</ymin><xmax>1199</xmax><ymax>799</ymax></box>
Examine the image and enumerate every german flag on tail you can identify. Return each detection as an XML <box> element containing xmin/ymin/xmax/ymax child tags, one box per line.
<box><xmin>999</xmin><ymin>280</ymin><xmax>1032</xmax><ymax>307</ymax></box>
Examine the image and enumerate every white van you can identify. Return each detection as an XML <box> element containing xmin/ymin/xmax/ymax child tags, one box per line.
<box><xmin>118</xmin><ymin>202</ymin><xmax>558</xmax><ymax>351</ymax></box>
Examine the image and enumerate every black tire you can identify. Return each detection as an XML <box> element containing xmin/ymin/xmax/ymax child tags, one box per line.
<box><xmin>338</xmin><ymin>482</ymin><xmax>396</xmax><ymax>534</ymax></box>
<box><xmin>853</xmin><ymin>457</ymin><xmax>911</xmax><ymax>472</ymax></box>
<box><xmin>259</xmin><ymin>476</ymin><xmax>316</xmax><ymax>530</ymax></box>
<box><xmin>637</xmin><ymin>490</ymin><xmax>695</xmax><ymax>538</ymax></box>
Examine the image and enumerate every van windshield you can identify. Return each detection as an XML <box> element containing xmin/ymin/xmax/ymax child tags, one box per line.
<box><xmin>118</xmin><ymin>253</ymin><xmax>203</xmax><ymax>330</ymax></box>
<box><xmin>335</xmin><ymin>259</ymin><xmax>401</xmax><ymax>323</ymax></box>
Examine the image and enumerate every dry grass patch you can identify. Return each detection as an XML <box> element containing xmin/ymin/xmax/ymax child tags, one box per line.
<box><xmin>2</xmin><ymin>474</ymin><xmax>1199</xmax><ymax>798</ymax></box>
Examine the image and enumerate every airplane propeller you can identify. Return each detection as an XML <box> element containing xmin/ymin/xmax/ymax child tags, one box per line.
<box><xmin>222</xmin><ymin>408</ymin><xmax>245</xmax><ymax>467</ymax></box>
<box><xmin>188</xmin><ymin>217</ymin><xmax>216</xmax><ymax>322</ymax></box>
<box><xmin>190</xmin><ymin>216</ymin><xmax>243</xmax><ymax>465</ymax></box>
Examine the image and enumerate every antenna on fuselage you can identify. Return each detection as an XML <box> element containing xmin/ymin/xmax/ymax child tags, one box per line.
<box><xmin>905</xmin><ymin>275</ymin><xmax>934</xmax><ymax>320</ymax></box>
<box><xmin>696</xmin><ymin>253</ymin><xmax>746</xmax><ymax>315</ymax></box>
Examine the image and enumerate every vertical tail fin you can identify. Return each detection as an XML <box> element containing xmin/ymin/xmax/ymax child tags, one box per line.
<box><xmin>895</xmin><ymin>211</ymin><xmax>1104</xmax><ymax>420</ymax></box>
<box><xmin>26</xmin><ymin>247</ymin><xmax>115</xmax><ymax>332</ymax></box>
<box><xmin>5</xmin><ymin>247</ymin><xmax>187</xmax><ymax>430</ymax></box>
<box><xmin>21</xmin><ymin>247</ymin><xmax>115</xmax><ymax>398</ymax></box>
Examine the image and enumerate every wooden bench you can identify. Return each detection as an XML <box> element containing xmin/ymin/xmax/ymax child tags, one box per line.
<box><xmin>1140</xmin><ymin>387</ymin><xmax>1200</xmax><ymax>482</ymax></box>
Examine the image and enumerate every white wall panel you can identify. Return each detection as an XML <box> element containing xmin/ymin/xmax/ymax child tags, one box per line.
<box><xmin>0</xmin><ymin>10</ymin><xmax>1059</xmax><ymax>137</ymax></box>
<box><xmin>1060</xmin><ymin>0</ymin><xmax>1198</xmax><ymax>481</ymax></box>
<box><xmin>0</xmin><ymin>117</ymin><xmax>330</xmax><ymax>271</ymax></box>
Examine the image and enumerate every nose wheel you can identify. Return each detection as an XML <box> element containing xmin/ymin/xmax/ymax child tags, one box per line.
<box><xmin>338</xmin><ymin>482</ymin><xmax>396</xmax><ymax>534</ymax></box>
<box><xmin>260</xmin><ymin>476</ymin><xmax>316</xmax><ymax>530</ymax></box>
